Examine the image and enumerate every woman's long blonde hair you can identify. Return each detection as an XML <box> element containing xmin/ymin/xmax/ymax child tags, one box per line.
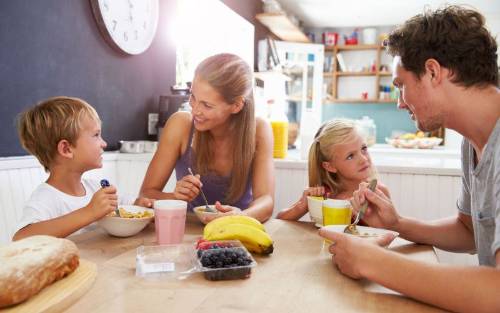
<box><xmin>192</xmin><ymin>53</ymin><xmax>255</xmax><ymax>203</ymax></box>
<box><xmin>308</xmin><ymin>119</ymin><xmax>374</xmax><ymax>196</ymax></box>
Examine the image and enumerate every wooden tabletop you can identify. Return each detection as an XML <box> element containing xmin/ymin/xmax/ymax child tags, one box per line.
<box><xmin>66</xmin><ymin>216</ymin><xmax>448</xmax><ymax>313</ymax></box>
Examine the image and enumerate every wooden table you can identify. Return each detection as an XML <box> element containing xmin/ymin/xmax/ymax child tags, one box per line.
<box><xmin>66</xmin><ymin>217</ymin><xmax>448</xmax><ymax>313</ymax></box>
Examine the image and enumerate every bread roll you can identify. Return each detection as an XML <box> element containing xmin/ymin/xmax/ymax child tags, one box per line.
<box><xmin>0</xmin><ymin>235</ymin><xmax>80</xmax><ymax>308</ymax></box>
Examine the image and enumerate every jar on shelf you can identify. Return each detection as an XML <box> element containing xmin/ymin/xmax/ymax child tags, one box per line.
<box><xmin>357</xmin><ymin>116</ymin><xmax>377</xmax><ymax>146</ymax></box>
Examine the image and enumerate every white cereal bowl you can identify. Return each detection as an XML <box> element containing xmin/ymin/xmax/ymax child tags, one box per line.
<box><xmin>193</xmin><ymin>205</ymin><xmax>239</xmax><ymax>224</ymax></box>
<box><xmin>193</xmin><ymin>205</ymin><xmax>219</xmax><ymax>224</ymax></box>
<box><xmin>307</xmin><ymin>196</ymin><xmax>324</xmax><ymax>227</ymax></box>
<box><xmin>321</xmin><ymin>225</ymin><xmax>399</xmax><ymax>246</ymax></box>
<box><xmin>98</xmin><ymin>205</ymin><xmax>154</xmax><ymax>237</ymax></box>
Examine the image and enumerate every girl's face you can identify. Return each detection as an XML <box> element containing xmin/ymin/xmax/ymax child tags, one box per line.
<box><xmin>189</xmin><ymin>77</ymin><xmax>242</xmax><ymax>133</ymax></box>
<box><xmin>322</xmin><ymin>131</ymin><xmax>372</xmax><ymax>183</ymax></box>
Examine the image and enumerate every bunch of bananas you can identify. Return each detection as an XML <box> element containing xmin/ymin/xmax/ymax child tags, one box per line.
<box><xmin>203</xmin><ymin>215</ymin><xmax>274</xmax><ymax>255</ymax></box>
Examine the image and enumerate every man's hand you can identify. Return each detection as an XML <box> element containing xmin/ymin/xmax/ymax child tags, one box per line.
<box><xmin>318</xmin><ymin>228</ymin><xmax>396</xmax><ymax>279</ymax></box>
<box><xmin>351</xmin><ymin>182</ymin><xmax>400</xmax><ymax>230</ymax></box>
<box><xmin>134</xmin><ymin>197</ymin><xmax>154</xmax><ymax>208</ymax></box>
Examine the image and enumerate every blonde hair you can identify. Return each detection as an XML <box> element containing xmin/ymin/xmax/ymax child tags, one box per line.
<box><xmin>17</xmin><ymin>96</ymin><xmax>100</xmax><ymax>172</ymax></box>
<box><xmin>192</xmin><ymin>53</ymin><xmax>256</xmax><ymax>203</ymax></box>
<box><xmin>308</xmin><ymin>119</ymin><xmax>375</xmax><ymax>196</ymax></box>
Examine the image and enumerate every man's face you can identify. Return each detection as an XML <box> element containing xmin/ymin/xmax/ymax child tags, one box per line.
<box><xmin>392</xmin><ymin>56</ymin><xmax>443</xmax><ymax>131</ymax></box>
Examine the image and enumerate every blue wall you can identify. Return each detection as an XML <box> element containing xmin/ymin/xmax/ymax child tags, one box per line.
<box><xmin>322</xmin><ymin>102</ymin><xmax>417</xmax><ymax>143</ymax></box>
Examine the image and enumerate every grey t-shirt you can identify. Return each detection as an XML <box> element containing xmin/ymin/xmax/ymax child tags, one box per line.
<box><xmin>457</xmin><ymin>118</ymin><xmax>500</xmax><ymax>266</ymax></box>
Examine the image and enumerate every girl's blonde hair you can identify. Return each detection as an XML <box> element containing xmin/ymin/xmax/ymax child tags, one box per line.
<box><xmin>192</xmin><ymin>53</ymin><xmax>255</xmax><ymax>203</ymax></box>
<box><xmin>17</xmin><ymin>96</ymin><xmax>100</xmax><ymax>172</ymax></box>
<box><xmin>308</xmin><ymin>118</ymin><xmax>374</xmax><ymax>196</ymax></box>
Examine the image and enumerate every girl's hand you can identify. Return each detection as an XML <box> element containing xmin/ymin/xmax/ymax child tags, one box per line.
<box><xmin>351</xmin><ymin>182</ymin><xmax>400</xmax><ymax>229</ymax></box>
<box><xmin>298</xmin><ymin>186</ymin><xmax>326</xmax><ymax>211</ymax></box>
<box><xmin>173</xmin><ymin>174</ymin><xmax>202</xmax><ymax>202</ymax></box>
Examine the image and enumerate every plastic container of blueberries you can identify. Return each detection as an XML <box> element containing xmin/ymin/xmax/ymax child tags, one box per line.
<box><xmin>196</xmin><ymin>240</ymin><xmax>257</xmax><ymax>281</ymax></box>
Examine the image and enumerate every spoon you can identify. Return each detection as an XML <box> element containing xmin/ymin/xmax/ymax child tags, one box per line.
<box><xmin>100</xmin><ymin>179</ymin><xmax>120</xmax><ymax>217</ymax></box>
<box><xmin>187</xmin><ymin>168</ymin><xmax>216</xmax><ymax>213</ymax></box>
<box><xmin>344</xmin><ymin>179</ymin><xmax>377</xmax><ymax>235</ymax></box>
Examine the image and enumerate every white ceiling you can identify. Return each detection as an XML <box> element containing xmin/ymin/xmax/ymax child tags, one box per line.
<box><xmin>276</xmin><ymin>0</ymin><xmax>500</xmax><ymax>28</ymax></box>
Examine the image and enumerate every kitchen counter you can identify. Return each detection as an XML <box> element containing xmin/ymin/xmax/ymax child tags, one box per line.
<box><xmin>66</xmin><ymin>217</ymin><xmax>448</xmax><ymax>313</ymax></box>
<box><xmin>275</xmin><ymin>144</ymin><xmax>461</xmax><ymax>176</ymax></box>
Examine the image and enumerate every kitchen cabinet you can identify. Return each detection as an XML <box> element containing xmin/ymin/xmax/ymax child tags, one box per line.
<box><xmin>256</xmin><ymin>13</ymin><xmax>310</xmax><ymax>43</ymax></box>
<box><xmin>324</xmin><ymin>44</ymin><xmax>396</xmax><ymax>103</ymax></box>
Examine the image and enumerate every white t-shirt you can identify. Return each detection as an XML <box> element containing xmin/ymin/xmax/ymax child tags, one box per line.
<box><xmin>16</xmin><ymin>179</ymin><xmax>135</xmax><ymax>236</ymax></box>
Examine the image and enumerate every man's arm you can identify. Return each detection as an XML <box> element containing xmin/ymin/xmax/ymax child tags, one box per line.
<box><xmin>320</xmin><ymin>230</ymin><xmax>500</xmax><ymax>313</ymax></box>
<box><xmin>363</xmin><ymin>246</ymin><xmax>500</xmax><ymax>313</ymax></box>
<box><xmin>393</xmin><ymin>212</ymin><xmax>476</xmax><ymax>253</ymax></box>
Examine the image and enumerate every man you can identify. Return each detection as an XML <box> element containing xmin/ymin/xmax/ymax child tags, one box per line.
<box><xmin>319</xmin><ymin>5</ymin><xmax>500</xmax><ymax>313</ymax></box>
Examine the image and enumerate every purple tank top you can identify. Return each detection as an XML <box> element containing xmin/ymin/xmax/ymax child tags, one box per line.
<box><xmin>175</xmin><ymin>125</ymin><xmax>253</xmax><ymax>211</ymax></box>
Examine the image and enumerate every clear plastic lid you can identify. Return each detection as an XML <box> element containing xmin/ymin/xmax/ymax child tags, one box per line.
<box><xmin>136</xmin><ymin>240</ymin><xmax>257</xmax><ymax>281</ymax></box>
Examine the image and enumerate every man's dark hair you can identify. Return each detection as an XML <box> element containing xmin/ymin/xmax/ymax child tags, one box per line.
<box><xmin>386</xmin><ymin>5</ymin><xmax>498</xmax><ymax>87</ymax></box>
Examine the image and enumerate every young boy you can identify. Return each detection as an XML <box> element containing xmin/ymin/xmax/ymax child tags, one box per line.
<box><xmin>13</xmin><ymin>96</ymin><xmax>152</xmax><ymax>240</ymax></box>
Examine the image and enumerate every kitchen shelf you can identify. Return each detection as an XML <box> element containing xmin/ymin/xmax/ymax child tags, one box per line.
<box><xmin>336</xmin><ymin>71</ymin><xmax>376</xmax><ymax>76</ymax></box>
<box><xmin>327</xmin><ymin>99</ymin><xmax>397</xmax><ymax>103</ymax></box>
<box><xmin>256</xmin><ymin>13</ymin><xmax>310</xmax><ymax>43</ymax></box>
<box><xmin>326</xmin><ymin>44</ymin><xmax>379</xmax><ymax>51</ymax></box>
<box><xmin>327</xmin><ymin>44</ymin><xmax>394</xmax><ymax>103</ymax></box>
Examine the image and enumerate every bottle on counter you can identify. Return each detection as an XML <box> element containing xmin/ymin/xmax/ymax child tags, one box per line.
<box><xmin>357</xmin><ymin>116</ymin><xmax>377</xmax><ymax>146</ymax></box>
<box><xmin>270</xmin><ymin>104</ymin><xmax>289</xmax><ymax>159</ymax></box>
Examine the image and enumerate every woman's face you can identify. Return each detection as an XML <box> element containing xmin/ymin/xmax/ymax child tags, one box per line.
<box><xmin>322</xmin><ymin>131</ymin><xmax>372</xmax><ymax>183</ymax></box>
<box><xmin>189</xmin><ymin>77</ymin><xmax>240</xmax><ymax>132</ymax></box>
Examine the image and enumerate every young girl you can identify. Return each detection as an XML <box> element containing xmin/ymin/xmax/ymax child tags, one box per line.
<box><xmin>277</xmin><ymin>118</ymin><xmax>389</xmax><ymax>221</ymax></box>
<box><xmin>140</xmin><ymin>54</ymin><xmax>274</xmax><ymax>222</ymax></box>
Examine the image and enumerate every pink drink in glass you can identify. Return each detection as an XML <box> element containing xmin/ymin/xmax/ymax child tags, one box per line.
<box><xmin>153</xmin><ymin>200</ymin><xmax>187</xmax><ymax>245</ymax></box>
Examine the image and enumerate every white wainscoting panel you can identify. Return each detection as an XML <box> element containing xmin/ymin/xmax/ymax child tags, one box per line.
<box><xmin>0</xmin><ymin>153</ymin><xmax>175</xmax><ymax>244</ymax></box>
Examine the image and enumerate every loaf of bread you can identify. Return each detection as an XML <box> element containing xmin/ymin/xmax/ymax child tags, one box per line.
<box><xmin>0</xmin><ymin>235</ymin><xmax>80</xmax><ymax>308</ymax></box>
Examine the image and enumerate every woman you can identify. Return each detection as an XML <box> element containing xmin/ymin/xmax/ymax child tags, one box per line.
<box><xmin>140</xmin><ymin>54</ymin><xmax>274</xmax><ymax>222</ymax></box>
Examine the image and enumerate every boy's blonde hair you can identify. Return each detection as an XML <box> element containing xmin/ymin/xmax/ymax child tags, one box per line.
<box><xmin>17</xmin><ymin>96</ymin><xmax>100</xmax><ymax>172</ymax></box>
<box><xmin>192</xmin><ymin>53</ymin><xmax>255</xmax><ymax>204</ymax></box>
<box><xmin>308</xmin><ymin>118</ymin><xmax>374</xmax><ymax>196</ymax></box>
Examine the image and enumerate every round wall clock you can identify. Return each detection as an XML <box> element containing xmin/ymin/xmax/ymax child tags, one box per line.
<box><xmin>90</xmin><ymin>0</ymin><xmax>159</xmax><ymax>55</ymax></box>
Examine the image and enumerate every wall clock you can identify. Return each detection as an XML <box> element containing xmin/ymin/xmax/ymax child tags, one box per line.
<box><xmin>90</xmin><ymin>0</ymin><xmax>159</xmax><ymax>55</ymax></box>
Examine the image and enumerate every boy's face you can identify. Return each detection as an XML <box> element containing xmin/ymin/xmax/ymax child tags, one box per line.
<box><xmin>71</xmin><ymin>115</ymin><xmax>107</xmax><ymax>171</ymax></box>
<box><xmin>392</xmin><ymin>56</ymin><xmax>444</xmax><ymax>131</ymax></box>
<box><xmin>322</xmin><ymin>132</ymin><xmax>372</xmax><ymax>183</ymax></box>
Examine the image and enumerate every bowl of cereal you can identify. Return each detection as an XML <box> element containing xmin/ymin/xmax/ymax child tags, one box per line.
<box><xmin>193</xmin><ymin>205</ymin><xmax>240</xmax><ymax>224</ymax></box>
<box><xmin>321</xmin><ymin>225</ymin><xmax>399</xmax><ymax>247</ymax></box>
<box><xmin>98</xmin><ymin>205</ymin><xmax>154</xmax><ymax>237</ymax></box>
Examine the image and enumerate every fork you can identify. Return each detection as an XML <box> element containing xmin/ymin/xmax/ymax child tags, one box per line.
<box><xmin>187</xmin><ymin>168</ymin><xmax>216</xmax><ymax>213</ymax></box>
<box><xmin>344</xmin><ymin>179</ymin><xmax>377</xmax><ymax>235</ymax></box>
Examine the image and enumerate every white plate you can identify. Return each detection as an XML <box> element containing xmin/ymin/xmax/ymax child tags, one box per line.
<box><xmin>322</xmin><ymin>224</ymin><xmax>399</xmax><ymax>238</ymax></box>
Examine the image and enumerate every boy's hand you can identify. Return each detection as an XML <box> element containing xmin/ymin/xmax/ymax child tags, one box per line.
<box><xmin>134</xmin><ymin>197</ymin><xmax>154</xmax><ymax>208</ymax></box>
<box><xmin>87</xmin><ymin>186</ymin><xmax>118</xmax><ymax>219</ymax></box>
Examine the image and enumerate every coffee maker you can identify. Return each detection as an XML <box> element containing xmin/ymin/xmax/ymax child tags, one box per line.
<box><xmin>158</xmin><ymin>84</ymin><xmax>191</xmax><ymax>139</ymax></box>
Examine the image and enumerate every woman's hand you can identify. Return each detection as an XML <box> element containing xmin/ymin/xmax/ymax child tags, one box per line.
<box><xmin>173</xmin><ymin>174</ymin><xmax>202</xmax><ymax>202</ymax></box>
<box><xmin>351</xmin><ymin>182</ymin><xmax>400</xmax><ymax>230</ymax></box>
<box><xmin>201</xmin><ymin>201</ymin><xmax>242</xmax><ymax>223</ymax></box>
<box><xmin>134</xmin><ymin>197</ymin><xmax>154</xmax><ymax>208</ymax></box>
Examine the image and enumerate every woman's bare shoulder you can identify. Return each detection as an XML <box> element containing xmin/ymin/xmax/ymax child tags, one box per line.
<box><xmin>255</xmin><ymin>117</ymin><xmax>272</xmax><ymax>136</ymax></box>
